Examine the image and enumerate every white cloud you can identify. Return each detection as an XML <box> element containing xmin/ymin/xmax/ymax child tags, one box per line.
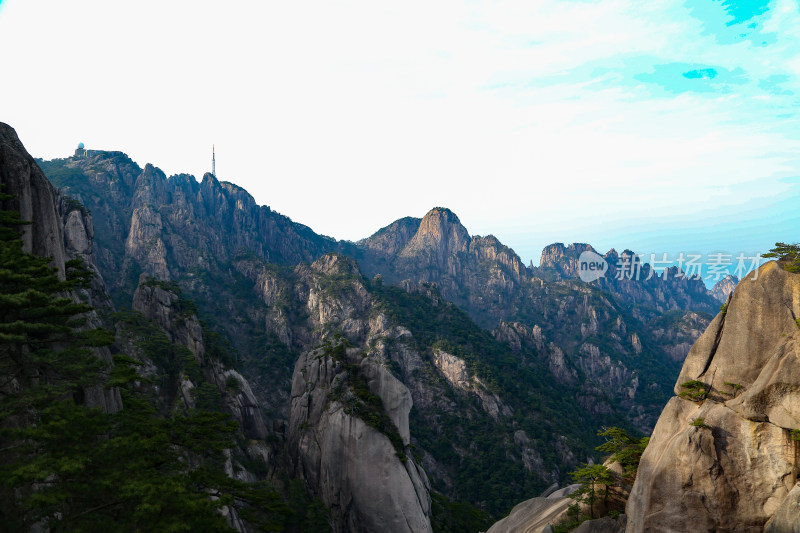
<box><xmin>1</xmin><ymin>0</ymin><xmax>799</xmax><ymax>264</ymax></box>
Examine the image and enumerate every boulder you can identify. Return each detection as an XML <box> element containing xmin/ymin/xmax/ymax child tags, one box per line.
<box><xmin>626</xmin><ymin>262</ymin><xmax>800</xmax><ymax>532</ymax></box>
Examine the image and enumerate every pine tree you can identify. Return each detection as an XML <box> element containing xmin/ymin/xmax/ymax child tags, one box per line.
<box><xmin>764</xmin><ymin>242</ymin><xmax>800</xmax><ymax>272</ymax></box>
<box><xmin>0</xmin><ymin>197</ymin><xmax>321</xmax><ymax>531</ymax></box>
<box><xmin>0</xmin><ymin>194</ymin><xmax>111</xmax><ymax>529</ymax></box>
<box><xmin>569</xmin><ymin>463</ymin><xmax>615</xmax><ymax>519</ymax></box>
<box><xmin>596</xmin><ymin>426</ymin><xmax>649</xmax><ymax>479</ymax></box>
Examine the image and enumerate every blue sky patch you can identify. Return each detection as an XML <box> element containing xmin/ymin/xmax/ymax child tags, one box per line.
<box><xmin>717</xmin><ymin>0</ymin><xmax>771</xmax><ymax>26</ymax></box>
<box><xmin>685</xmin><ymin>0</ymin><xmax>775</xmax><ymax>45</ymax></box>
<box><xmin>502</xmin><ymin>55</ymin><xmax>757</xmax><ymax>99</ymax></box>
<box><xmin>683</xmin><ymin>68</ymin><xmax>718</xmax><ymax>79</ymax></box>
<box><xmin>635</xmin><ymin>62</ymin><xmax>747</xmax><ymax>94</ymax></box>
<box><xmin>759</xmin><ymin>75</ymin><xmax>794</xmax><ymax>96</ymax></box>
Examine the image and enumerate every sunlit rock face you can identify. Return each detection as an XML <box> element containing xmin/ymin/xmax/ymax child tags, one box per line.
<box><xmin>710</xmin><ymin>274</ymin><xmax>738</xmax><ymax>303</ymax></box>
<box><xmin>626</xmin><ymin>262</ymin><xmax>800</xmax><ymax>532</ymax></box>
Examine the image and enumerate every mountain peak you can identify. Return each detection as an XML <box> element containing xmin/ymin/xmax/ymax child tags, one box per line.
<box><xmin>201</xmin><ymin>172</ymin><xmax>218</xmax><ymax>185</ymax></box>
<box><xmin>311</xmin><ymin>252</ymin><xmax>362</xmax><ymax>277</ymax></box>
<box><xmin>417</xmin><ymin>207</ymin><xmax>468</xmax><ymax>238</ymax></box>
<box><xmin>398</xmin><ymin>207</ymin><xmax>470</xmax><ymax>261</ymax></box>
<box><xmin>423</xmin><ymin>206</ymin><xmax>459</xmax><ymax>219</ymax></box>
<box><xmin>359</xmin><ymin>216</ymin><xmax>422</xmax><ymax>256</ymax></box>
<box><xmin>710</xmin><ymin>274</ymin><xmax>739</xmax><ymax>303</ymax></box>
<box><xmin>539</xmin><ymin>243</ymin><xmax>596</xmax><ymax>276</ymax></box>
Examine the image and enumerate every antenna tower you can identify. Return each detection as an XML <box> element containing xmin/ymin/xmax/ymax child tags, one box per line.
<box><xmin>212</xmin><ymin>145</ymin><xmax>216</xmax><ymax>176</ymax></box>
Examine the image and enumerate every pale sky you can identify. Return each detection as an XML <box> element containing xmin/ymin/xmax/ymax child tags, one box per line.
<box><xmin>2</xmin><ymin>0</ymin><xmax>799</xmax><ymax>272</ymax></box>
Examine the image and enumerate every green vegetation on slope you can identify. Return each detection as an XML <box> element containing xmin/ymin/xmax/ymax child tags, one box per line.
<box><xmin>324</xmin><ymin>340</ymin><xmax>408</xmax><ymax>462</ymax></box>
<box><xmin>554</xmin><ymin>426</ymin><xmax>648</xmax><ymax>533</ymax></box>
<box><xmin>371</xmin><ymin>282</ymin><xmax>640</xmax><ymax>519</ymax></box>
<box><xmin>0</xmin><ymin>203</ymin><xmax>325</xmax><ymax>531</ymax></box>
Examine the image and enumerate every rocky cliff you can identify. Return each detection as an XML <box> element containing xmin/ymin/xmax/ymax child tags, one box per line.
<box><xmin>246</xmin><ymin>253</ymin><xmax>587</xmax><ymax>518</ymax></box>
<box><xmin>358</xmin><ymin>214</ymin><xmax>718</xmax><ymax>431</ymax></box>
<box><xmin>485</xmin><ymin>485</ymin><xmax>580</xmax><ymax>533</ymax></box>
<box><xmin>358</xmin><ymin>207</ymin><xmax>525</xmax><ymax>325</ymax></box>
<box><xmin>131</xmin><ymin>279</ymin><xmax>271</xmax><ymax>442</ymax></box>
<box><xmin>40</xmin><ymin>154</ymin><xmax>340</xmax><ymax>307</ymax></box>
<box><xmin>34</xmin><ymin>143</ymin><xmax>725</xmax><ymax>525</ymax></box>
<box><xmin>42</xmin><ymin>150</ymin><xmax>712</xmax><ymax>437</ymax></box>
<box><xmin>710</xmin><ymin>274</ymin><xmax>738</xmax><ymax>303</ymax></box>
<box><xmin>539</xmin><ymin>243</ymin><xmax>597</xmax><ymax>279</ymax></box>
<box><xmin>288</xmin><ymin>342</ymin><xmax>432</xmax><ymax>533</ymax></box>
<box><xmin>0</xmin><ymin>123</ymin><xmax>121</xmax><ymax>413</ymax></box>
<box><xmin>538</xmin><ymin>243</ymin><xmax>719</xmax><ymax>316</ymax></box>
<box><xmin>625</xmin><ymin>260</ymin><xmax>800</xmax><ymax>531</ymax></box>
<box><xmin>0</xmin><ymin>124</ymin><xmax>67</xmax><ymax>275</ymax></box>
<box><xmin>1</xmin><ymin>124</ymin><xmax>337</xmax><ymax>531</ymax></box>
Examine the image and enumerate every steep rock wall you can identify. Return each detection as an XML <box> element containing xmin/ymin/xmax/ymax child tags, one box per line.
<box><xmin>626</xmin><ymin>261</ymin><xmax>800</xmax><ymax>532</ymax></box>
<box><xmin>288</xmin><ymin>344</ymin><xmax>432</xmax><ymax>533</ymax></box>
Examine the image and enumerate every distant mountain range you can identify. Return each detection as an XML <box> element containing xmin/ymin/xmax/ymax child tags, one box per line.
<box><xmin>25</xmin><ymin>141</ymin><xmax>737</xmax><ymax>530</ymax></box>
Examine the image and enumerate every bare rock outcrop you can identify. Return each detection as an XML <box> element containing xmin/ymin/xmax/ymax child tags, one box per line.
<box><xmin>626</xmin><ymin>261</ymin><xmax>800</xmax><ymax>532</ymax></box>
<box><xmin>765</xmin><ymin>482</ymin><xmax>800</xmax><ymax>532</ymax></box>
<box><xmin>289</xmin><ymin>344</ymin><xmax>432</xmax><ymax>533</ymax></box>
<box><xmin>125</xmin><ymin>165</ymin><xmax>170</xmax><ymax>280</ymax></box>
<box><xmin>492</xmin><ymin>322</ymin><xmax>580</xmax><ymax>387</ymax></box>
<box><xmin>485</xmin><ymin>484</ymin><xmax>580</xmax><ymax>533</ymax></box>
<box><xmin>571</xmin><ymin>516</ymin><xmax>626</xmax><ymax>533</ymax></box>
<box><xmin>539</xmin><ymin>243</ymin><xmax>718</xmax><ymax>316</ymax></box>
<box><xmin>358</xmin><ymin>216</ymin><xmax>421</xmax><ymax>256</ymax></box>
<box><xmin>675</xmin><ymin>261</ymin><xmax>800</xmax><ymax>395</ymax></box>
<box><xmin>0</xmin><ymin>123</ymin><xmax>67</xmax><ymax>277</ymax></box>
<box><xmin>133</xmin><ymin>280</ymin><xmax>205</xmax><ymax>357</ymax></box>
<box><xmin>710</xmin><ymin>274</ymin><xmax>738</xmax><ymax>303</ymax></box>
<box><xmin>132</xmin><ymin>279</ymin><xmax>269</xmax><ymax>440</ymax></box>
<box><xmin>432</xmin><ymin>348</ymin><xmax>511</xmax><ymax>420</ymax></box>
<box><xmin>359</xmin><ymin>207</ymin><xmax>526</xmax><ymax>328</ymax></box>
<box><xmin>398</xmin><ymin>207</ymin><xmax>470</xmax><ymax>269</ymax></box>
<box><xmin>539</xmin><ymin>243</ymin><xmax>596</xmax><ymax>279</ymax></box>
<box><xmin>648</xmin><ymin>310</ymin><xmax>710</xmax><ymax>363</ymax></box>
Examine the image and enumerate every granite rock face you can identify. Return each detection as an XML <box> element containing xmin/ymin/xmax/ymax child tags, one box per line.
<box><xmin>360</xmin><ymin>207</ymin><xmax>525</xmax><ymax>327</ymax></box>
<box><xmin>493</xmin><ymin>322</ymin><xmax>579</xmax><ymax>386</ymax></box>
<box><xmin>36</xmin><ymin>141</ymin><xmax>732</xmax><ymax>523</ymax></box>
<box><xmin>539</xmin><ymin>243</ymin><xmax>597</xmax><ymax>279</ymax></box>
<box><xmin>765</xmin><ymin>482</ymin><xmax>800</xmax><ymax>533</ymax></box>
<box><xmin>626</xmin><ymin>261</ymin><xmax>800</xmax><ymax>532</ymax></box>
<box><xmin>710</xmin><ymin>274</ymin><xmax>738</xmax><ymax>303</ymax></box>
<box><xmin>539</xmin><ymin>243</ymin><xmax>719</xmax><ymax>316</ymax></box>
<box><xmin>674</xmin><ymin>261</ymin><xmax>800</xmax><ymax>396</ymax></box>
<box><xmin>432</xmin><ymin>348</ymin><xmax>510</xmax><ymax>420</ymax></box>
<box><xmin>0</xmin><ymin>123</ymin><xmax>67</xmax><ymax>276</ymax></box>
<box><xmin>485</xmin><ymin>485</ymin><xmax>580</xmax><ymax>533</ymax></box>
<box><xmin>132</xmin><ymin>279</ymin><xmax>269</xmax><ymax>441</ymax></box>
<box><xmin>58</xmin><ymin>196</ymin><xmax>112</xmax><ymax>307</ymax></box>
<box><xmin>48</xmin><ymin>151</ymin><xmax>340</xmax><ymax>306</ymax></box>
<box><xmin>0</xmin><ymin>123</ymin><xmax>121</xmax><ymax>413</ymax></box>
<box><xmin>358</xmin><ymin>216</ymin><xmax>421</xmax><ymax>256</ymax></box>
<box><xmin>288</xmin><ymin>344</ymin><xmax>432</xmax><ymax>533</ymax></box>
<box><xmin>397</xmin><ymin>207</ymin><xmax>471</xmax><ymax>270</ymax></box>
<box><xmin>571</xmin><ymin>516</ymin><xmax>625</xmax><ymax>533</ymax></box>
<box><xmin>648</xmin><ymin>311</ymin><xmax>709</xmax><ymax>363</ymax></box>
